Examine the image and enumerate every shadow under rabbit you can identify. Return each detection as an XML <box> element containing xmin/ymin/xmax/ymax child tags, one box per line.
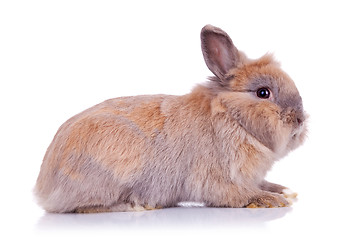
<box><xmin>37</xmin><ymin>204</ymin><xmax>292</xmax><ymax>231</ymax></box>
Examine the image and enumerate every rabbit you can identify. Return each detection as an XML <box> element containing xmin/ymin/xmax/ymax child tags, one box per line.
<box><xmin>34</xmin><ymin>25</ymin><xmax>307</xmax><ymax>213</ymax></box>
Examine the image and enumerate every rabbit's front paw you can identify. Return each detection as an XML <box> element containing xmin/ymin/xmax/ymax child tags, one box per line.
<box><xmin>281</xmin><ymin>188</ymin><xmax>298</xmax><ymax>199</ymax></box>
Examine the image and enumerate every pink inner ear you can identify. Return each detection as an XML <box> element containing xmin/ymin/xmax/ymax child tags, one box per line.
<box><xmin>208</xmin><ymin>36</ymin><xmax>232</xmax><ymax>75</ymax></box>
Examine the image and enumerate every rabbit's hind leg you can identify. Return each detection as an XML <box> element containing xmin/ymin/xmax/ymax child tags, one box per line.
<box><xmin>73</xmin><ymin>202</ymin><xmax>162</xmax><ymax>213</ymax></box>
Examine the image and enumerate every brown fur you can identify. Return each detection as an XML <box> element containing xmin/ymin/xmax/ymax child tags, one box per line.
<box><xmin>34</xmin><ymin>25</ymin><xmax>307</xmax><ymax>213</ymax></box>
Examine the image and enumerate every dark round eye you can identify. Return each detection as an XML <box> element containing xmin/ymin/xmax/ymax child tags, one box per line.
<box><xmin>256</xmin><ymin>88</ymin><xmax>271</xmax><ymax>99</ymax></box>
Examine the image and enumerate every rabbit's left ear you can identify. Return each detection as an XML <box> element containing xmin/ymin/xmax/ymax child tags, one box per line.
<box><xmin>201</xmin><ymin>25</ymin><xmax>243</xmax><ymax>81</ymax></box>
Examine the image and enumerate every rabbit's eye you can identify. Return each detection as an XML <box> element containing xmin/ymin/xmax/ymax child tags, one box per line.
<box><xmin>256</xmin><ymin>88</ymin><xmax>270</xmax><ymax>99</ymax></box>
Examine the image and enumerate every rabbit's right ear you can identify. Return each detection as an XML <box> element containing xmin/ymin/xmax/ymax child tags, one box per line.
<box><xmin>201</xmin><ymin>25</ymin><xmax>244</xmax><ymax>81</ymax></box>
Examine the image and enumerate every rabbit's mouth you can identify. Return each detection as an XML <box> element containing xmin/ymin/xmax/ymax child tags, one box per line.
<box><xmin>277</xmin><ymin>108</ymin><xmax>308</xmax><ymax>153</ymax></box>
<box><xmin>292</xmin><ymin>117</ymin><xmax>306</xmax><ymax>136</ymax></box>
<box><xmin>293</xmin><ymin>111</ymin><xmax>308</xmax><ymax>134</ymax></box>
<box><xmin>288</xmin><ymin>114</ymin><xmax>308</xmax><ymax>151</ymax></box>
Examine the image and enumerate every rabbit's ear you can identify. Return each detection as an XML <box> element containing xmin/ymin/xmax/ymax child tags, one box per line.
<box><xmin>201</xmin><ymin>25</ymin><xmax>243</xmax><ymax>80</ymax></box>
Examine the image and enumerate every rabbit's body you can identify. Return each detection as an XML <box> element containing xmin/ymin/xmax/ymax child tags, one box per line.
<box><xmin>35</xmin><ymin>25</ymin><xmax>307</xmax><ymax>213</ymax></box>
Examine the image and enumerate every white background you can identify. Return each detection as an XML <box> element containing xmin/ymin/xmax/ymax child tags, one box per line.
<box><xmin>1</xmin><ymin>0</ymin><xmax>359</xmax><ymax>239</ymax></box>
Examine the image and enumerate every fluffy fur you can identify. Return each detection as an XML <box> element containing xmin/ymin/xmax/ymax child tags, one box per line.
<box><xmin>34</xmin><ymin>25</ymin><xmax>307</xmax><ymax>213</ymax></box>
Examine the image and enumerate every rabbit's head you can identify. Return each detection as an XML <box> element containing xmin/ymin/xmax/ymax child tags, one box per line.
<box><xmin>201</xmin><ymin>25</ymin><xmax>307</xmax><ymax>156</ymax></box>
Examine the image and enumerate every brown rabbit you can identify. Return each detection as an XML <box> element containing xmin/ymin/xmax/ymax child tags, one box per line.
<box><xmin>34</xmin><ymin>25</ymin><xmax>307</xmax><ymax>213</ymax></box>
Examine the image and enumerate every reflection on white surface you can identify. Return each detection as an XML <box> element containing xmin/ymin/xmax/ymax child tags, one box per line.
<box><xmin>37</xmin><ymin>205</ymin><xmax>292</xmax><ymax>231</ymax></box>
